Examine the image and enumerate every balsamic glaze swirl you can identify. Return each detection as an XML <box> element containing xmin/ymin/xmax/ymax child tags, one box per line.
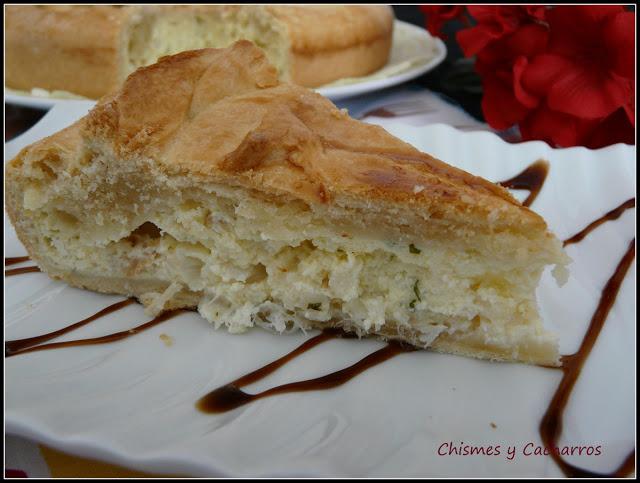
<box><xmin>497</xmin><ymin>159</ymin><xmax>549</xmax><ymax>208</ymax></box>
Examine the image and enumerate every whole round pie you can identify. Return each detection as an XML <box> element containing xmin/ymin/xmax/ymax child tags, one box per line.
<box><xmin>5</xmin><ymin>5</ymin><xmax>394</xmax><ymax>99</ymax></box>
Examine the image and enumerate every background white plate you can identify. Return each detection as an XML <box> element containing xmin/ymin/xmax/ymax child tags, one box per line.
<box><xmin>316</xmin><ymin>21</ymin><xmax>446</xmax><ymax>101</ymax></box>
<box><xmin>5</xmin><ymin>105</ymin><xmax>635</xmax><ymax>477</ymax></box>
<box><xmin>4</xmin><ymin>21</ymin><xmax>445</xmax><ymax>108</ymax></box>
<box><xmin>3</xmin><ymin>91</ymin><xmax>91</xmax><ymax>110</ymax></box>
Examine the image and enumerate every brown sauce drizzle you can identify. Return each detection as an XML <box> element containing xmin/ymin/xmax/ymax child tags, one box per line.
<box><xmin>5</xmin><ymin>256</ymin><xmax>31</xmax><ymax>266</ymax></box>
<box><xmin>197</xmin><ymin>331</ymin><xmax>416</xmax><ymax>414</ymax></box>
<box><xmin>5</xmin><ymin>300</ymin><xmax>181</xmax><ymax>358</ymax></box>
<box><xmin>5</xmin><ymin>299</ymin><xmax>135</xmax><ymax>356</ymax></box>
<box><xmin>497</xmin><ymin>159</ymin><xmax>549</xmax><ymax>207</ymax></box>
<box><xmin>540</xmin><ymin>238</ymin><xmax>635</xmax><ymax>477</ymax></box>
<box><xmin>564</xmin><ymin>198</ymin><xmax>635</xmax><ymax>247</ymax></box>
<box><xmin>5</xmin><ymin>256</ymin><xmax>40</xmax><ymax>277</ymax></box>
<box><xmin>5</xmin><ymin>266</ymin><xmax>41</xmax><ymax>276</ymax></box>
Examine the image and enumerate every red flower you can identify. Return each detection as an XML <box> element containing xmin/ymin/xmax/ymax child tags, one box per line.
<box><xmin>457</xmin><ymin>6</ymin><xmax>546</xmax><ymax>57</ymax></box>
<box><xmin>515</xmin><ymin>6</ymin><xmax>635</xmax><ymax>147</ymax></box>
<box><xmin>474</xmin><ymin>23</ymin><xmax>550</xmax><ymax>77</ymax></box>
<box><xmin>419</xmin><ymin>5</ymin><xmax>467</xmax><ymax>39</ymax></box>
<box><xmin>472</xmin><ymin>22</ymin><xmax>551</xmax><ymax>129</ymax></box>
<box><xmin>456</xmin><ymin>5</ymin><xmax>635</xmax><ymax>148</ymax></box>
<box><xmin>455</xmin><ymin>6</ymin><xmax>550</xmax><ymax>130</ymax></box>
<box><xmin>519</xmin><ymin>6</ymin><xmax>634</xmax><ymax>120</ymax></box>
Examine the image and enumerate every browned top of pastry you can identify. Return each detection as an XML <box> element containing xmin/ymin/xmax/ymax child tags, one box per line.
<box><xmin>16</xmin><ymin>41</ymin><xmax>548</xmax><ymax>235</ymax></box>
<box><xmin>5</xmin><ymin>5</ymin><xmax>393</xmax><ymax>56</ymax></box>
<box><xmin>267</xmin><ymin>5</ymin><xmax>394</xmax><ymax>54</ymax></box>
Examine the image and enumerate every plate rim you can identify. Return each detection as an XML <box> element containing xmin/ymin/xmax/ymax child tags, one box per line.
<box><xmin>316</xmin><ymin>21</ymin><xmax>447</xmax><ymax>100</ymax></box>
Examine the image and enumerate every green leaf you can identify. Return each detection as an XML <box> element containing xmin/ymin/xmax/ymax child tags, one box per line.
<box><xmin>413</xmin><ymin>280</ymin><xmax>421</xmax><ymax>302</ymax></box>
<box><xmin>409</xmin><ymin>280</ymin><xmax>421</xmax><ymax>309</ymax></box>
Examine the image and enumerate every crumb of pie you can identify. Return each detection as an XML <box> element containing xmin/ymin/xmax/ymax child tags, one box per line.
<box><xmin>159</xmin><ymin>333</ymin><xmax>173</xmax><ymax>347</ymax></box>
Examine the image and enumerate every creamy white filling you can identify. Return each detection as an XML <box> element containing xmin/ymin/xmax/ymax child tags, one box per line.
<box><xmin>29</xmin><ymin>187</ymin><xmax>549</xmax><ymax>350</ymax></box>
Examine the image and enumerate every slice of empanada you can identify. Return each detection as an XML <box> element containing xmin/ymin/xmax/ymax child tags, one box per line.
<box><xmin>6</xmin><ymin>41</ymin><xmax>568</xmax><ymax>365</ymax></box>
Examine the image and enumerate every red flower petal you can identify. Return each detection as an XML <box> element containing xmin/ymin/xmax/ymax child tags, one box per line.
<box><xmin>457</xmin><ymin>23</ymin><xmax>502</xmax><ymax>57</ymax></box>
<box><xmin>523</xmin><ymin>5</ymin><xmax>547</xmax><ymax>21</ymax></box>
<box><xmin>547</xmin><ymin>61</ymin><xmax>631</xmax><ymax>119</ymax></box>
<box><xmin>569</xmin><ymin>5</ymin><xmax>624</xmax><ymax>24</ymax></box>
<box><xmin>460</xmin><ymin>6</ymin><xmax>545</xmax><ymax>57</ymax></box>
<box><xmin>481</xmin><ymin>74</ymin><xmax>531</xmax><ymax>130</ymax></box>
<box><xmin>419</xmin><ymin>5</ymin><xmax>465</xmax><ymax>21</ymax></box>
<box><xmin>467</xmin><ymin>6</ymin><xmax>508</xmax><ymax>24</ymax></box>
<box><xmin>420</xmin><ymin>5</ymin><xmax>466</xmax><ymax>39</ymax></box>
<box><xmin>513</xmin><ymin>57</ymin><xmax>540</xmax><ymax>108</ymax></box>
<box><xmin>520</xmin><ymin>54</ymin><xmax>568</xmax><ymax>97</ymax></box>
<box><xmin>473</xmin><ymin>23</ymin><xmax>548</xmax><ymax>78</ymax></box>
<box><xmin>583</xmin><ymin>107</ymin><xmax>635</xmax><ymax>148</ymax></box>
<box><xmin>467</xmin><ymin>5</ymin><xmax>545</xmax><ymax>28</ymax></box>
<box><xmin>547</xmin><ymin>6</ymin><xmax>624</xmax><ymax>57</ymax></box>
<box><xmin>522</xmin><ymin>54</ymin><xmax>632</xmax><ymax>120</ymax></box>
<box><xmin>503</xmin><ymin>23</ymin><xmax>549</xmax><ymax>58</ymax></box>
<box><xmin>602</xmin><ymin>12</ymin><xmax>636</xmax><ymax>79</ymax></box>
<box><xmin>520</xmin><ymin>104</ymin><xmax>599</xmax><ymax>147</ymax></box>
<box><xmin>624</xmin><ymin>106</ymin><xmax>634</xmax><ymax>125</ymax></box>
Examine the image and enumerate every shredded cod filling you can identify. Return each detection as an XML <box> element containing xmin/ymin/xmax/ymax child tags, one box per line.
<box><xmin>28</xmin><ymin>185</ymin><xmax>552</xmax><ymax>350</ymax></box>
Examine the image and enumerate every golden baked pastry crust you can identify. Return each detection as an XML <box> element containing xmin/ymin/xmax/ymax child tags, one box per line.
<box><xmin>266</xmin><ymin>6</ymin><xmax>393</xmax><ymax>53</ymax></box>
<box><xmin>6</xmin><ymin>42</ymin><xmax>567</xmax><ymax>365</ymax></box>
<box><xmin>5</xmin><ymin>5</ymin><xmax>129</xmax><ymax>99</ymax></box>
<box><xmin>5</xmin><ymin>5</ymin><xmax>393</xmax><ymax>98</ymax></box>
<box><xmin>84</xmin><ymin>43</ymin><xmax>544</xmax><ymax>236</ymax></box>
